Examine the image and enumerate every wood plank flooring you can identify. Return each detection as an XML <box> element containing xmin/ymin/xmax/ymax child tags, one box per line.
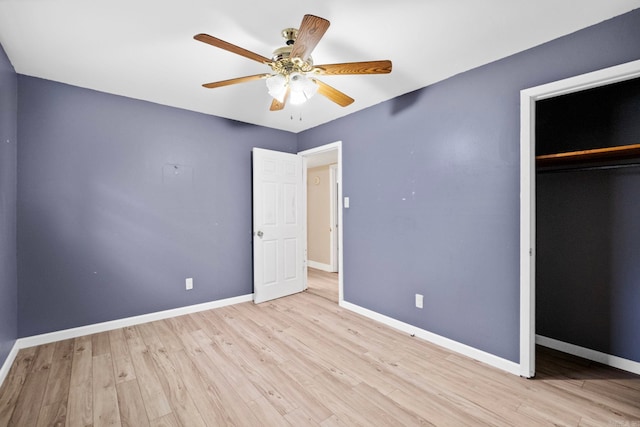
<box><xmin>1</xmin><ymin>287</ymin><xmax>639</xmax><ymax>426</ymax></box>
<box><xmin>306</xmin><ymin>268</ymin><xmax>339</xmax><ymax>303</ymax></box>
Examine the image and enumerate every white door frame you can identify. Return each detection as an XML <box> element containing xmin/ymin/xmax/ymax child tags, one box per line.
<box><xmin>329</xmin><ymin>164</ymin><xmax>339</xmax><ymax>273</ymax></box>
<box><xmin>519</xmin><ymin>59</ymin><xmax>640</xmax><ymax>378</ymax></box>
<box><xmin>299</xmin><ymin>141</ymin><xmax>344</xmax><ymax>303</ymax></box>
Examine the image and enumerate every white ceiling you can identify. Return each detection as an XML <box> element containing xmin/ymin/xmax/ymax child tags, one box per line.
<box><xmin>1</xmin><ymin>1</ymin><xmax>639</xmax><ymax>133</ymax></box>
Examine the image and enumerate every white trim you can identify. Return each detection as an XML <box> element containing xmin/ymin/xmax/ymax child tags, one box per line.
<box><xmin>329</xmin><ymin>164</ymin><xmax>339</xmax><ymax>273</ymax></box>
<box><xmin>520</xmin><ymin>59</ymin><xmax>640</xmax><ymax>379</ymax></box>
<box><xmin>308</xmin><ymin>260</ymin><xmax>333</xmax><ymax>272</ymax></box>
<box><xmin>0</xmin><ymin>342</ymin><xmax>20</xmax><ymax>389</ymax></box>
<box><xmin>337</xmin><ymin>144</ymin><xmax>343</xmax><ymax>303</ymax></box>
<box><xmin>341</xmin><ymin>300</ymin><xmax>521</xmax><ymax>376</ymax></box>
<box><xmin>519</xmin><ymin>91</ymin><xmax>536</xmax><ymax>378</ymax></box>
<box><xmin>17</xmin><ymin>294</ymin><xmax>253</xmax><ymax>349</ymax></box>
<box><xmin>298</xmin><ymin>141</ymin><xmax>344</xmax><ymax>303</ymax></box>
<box><xmin>302</xmin><ymin>155</ymin><xmax>309</xmax><ymax>291</ymax></box>
<box><xmin>537</xmin><ymin>335</ymin><xmax>640</xmax><ymax>376</ymax></box>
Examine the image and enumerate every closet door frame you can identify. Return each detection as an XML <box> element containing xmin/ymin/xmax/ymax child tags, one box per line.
<box><xmin>519</xmin><ymin>59</ymin><xmax>640</xmax><ymax>378</ymax></box>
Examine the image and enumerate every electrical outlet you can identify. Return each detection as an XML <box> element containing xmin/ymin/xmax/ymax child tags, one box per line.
<box><xmin>186</xmin><ymin>277</ymin><xmax>193</xmax><ymax>290</ymax></box>
<box><xmin>415</xmin><ymin>293</ymin><xmax>423</xmax><ymax>309</ymax></box>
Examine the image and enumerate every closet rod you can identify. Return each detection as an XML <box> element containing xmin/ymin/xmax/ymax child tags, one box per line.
<box><xmin>537</xmin><ymin>162</ymin><xmax>640</xmax><ymax>174</ymax></box>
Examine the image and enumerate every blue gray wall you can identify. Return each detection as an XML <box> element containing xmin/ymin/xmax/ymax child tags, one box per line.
<box><xmin>17</xmin><ymin>77</ymin><xmax>296</xmax><ymax>336</ymax></box>
<box><xmin>298</xmin><ymin>9</ymin><xmax>640</xmax><ymax>362</ymax></box>
<box><xmin>0</xmin><ymin>44</ymin><xmax>18</xmax><ymax>367</ymax></box>
<box><xmin>536</xmin><ymin>78</ymin><xmax>640</xmax><ymax>362</ymax></box>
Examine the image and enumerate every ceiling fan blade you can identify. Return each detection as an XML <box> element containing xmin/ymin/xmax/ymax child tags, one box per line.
<box><xmin>269</xmin><ymin>87</ymin><xmax>290</xmax><ymax>111</ymax></box>
<box><xmin>312</xmin><ymin>79</ymin><xmax>354</xmax><ymax>107</ymax></box>
<box><xmin>202</xmin><ymin>74</ymin><xmax>270</xmax><ymax>89</ymax></box>
<box><xmin>194</xmin><ymin>33</ymin><xmax>272</xmax><ymax>65</ymax></box>
<box><xmin>290</xmin><ymin>15</ymin><xmax>330</xmax><ymax>62</ymax></box>
<box><xmin>270</xmin><ymin>98</ymin><xmax>285</xmax><ymax>111</ymax></box>
<box><xmin>314</xmin><ymin>60</ymin><xmax>392</xmax><ymax>75</ymax></box>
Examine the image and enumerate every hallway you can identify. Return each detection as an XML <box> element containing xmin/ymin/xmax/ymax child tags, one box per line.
<box><xmin>306</xmin><ymin>268</ymin><xmax>338</xmax><ymax>303</ymax></box>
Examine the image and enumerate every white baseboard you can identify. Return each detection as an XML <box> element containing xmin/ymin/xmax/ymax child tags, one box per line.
<box><xmin>340</xmin><ymin>300</ymin><xmax>521</xmax><ymax>376</ymax></box>
<box><xmin>308</xmin><ymin>260</ymin><xmax>334</xmax><ymax>272</ymax></box>
<box><xmin>536</xmin><ymin>335</ymin><xmax>640</xmax><ymax>375</ymax></box>
<box><xmin>16</xmin><ymin>294</ymin><xmax>253</xmax><ymax>350</ymax></box>
<box><xmin>0</xmin><ymin>342</ymin><xmax>20</xmax><ymax>389</ymax></box>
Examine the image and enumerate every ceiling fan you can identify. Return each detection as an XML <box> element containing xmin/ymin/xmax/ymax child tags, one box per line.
<box><xmin>194</xmin><ymin>14</ymin><xmax>392</xmax><ymax>111</ymax></box>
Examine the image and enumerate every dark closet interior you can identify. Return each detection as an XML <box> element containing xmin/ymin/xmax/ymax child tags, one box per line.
<box><xmin>535</xmin><ymin>76</ymin><xmax>640</xmax><ymax>365</ymax></box>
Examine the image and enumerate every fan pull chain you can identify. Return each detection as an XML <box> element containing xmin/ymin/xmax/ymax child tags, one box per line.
<box><xmin>290</xmin><ymin>112</ymin><xmax>303</xmax><ymax>121</ymax></box>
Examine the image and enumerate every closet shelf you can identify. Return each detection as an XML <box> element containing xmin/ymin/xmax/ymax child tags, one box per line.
<box><xmin>536</xmin><ymin>143</ymin><xmax>640</xmax><ymax>167</ymax></box>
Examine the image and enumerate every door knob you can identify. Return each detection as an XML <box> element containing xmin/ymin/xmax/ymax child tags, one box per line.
<box><xmin>256</xmin><ymin>230</ymin><xmax>264</xmax><ymax>238</ymax></box>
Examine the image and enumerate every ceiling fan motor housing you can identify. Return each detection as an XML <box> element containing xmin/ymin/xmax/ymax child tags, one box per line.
<box><xmin>271</xmin><ymin>43</ymin><xmax>314</xmax><ymax>76</ymax></box>
<box><xmin>281</xmin><ymin>28</ymin><xmax>298</xmax><ymax>45</ymax></box>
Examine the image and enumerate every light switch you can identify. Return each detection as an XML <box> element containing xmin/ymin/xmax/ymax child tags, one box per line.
<box><xmin>344</xmin><ymin>197</ymin><xmax>350</xmax><ymax>208</ymax></box>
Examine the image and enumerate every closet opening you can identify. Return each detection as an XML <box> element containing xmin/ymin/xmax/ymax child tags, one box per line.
<box><xmin>519</xmin><ymin>59</ymin><xmax>640</xmax><ymax>378</ymax></box>
<box><xmin>535</xmin><ymin>76</ymin><xmax>640</xmax><ymax>376</ymax></box>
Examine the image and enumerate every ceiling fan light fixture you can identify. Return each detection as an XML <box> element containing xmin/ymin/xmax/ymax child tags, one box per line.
<box><xmin>288</xmin><ymin>72</ymin><xmax>318</xmax><ymax>105</ymax></box>
<box><xmin>266</xmin><ymin>74</ymin><xmax>287</xmax><ymax>103</ymax></box>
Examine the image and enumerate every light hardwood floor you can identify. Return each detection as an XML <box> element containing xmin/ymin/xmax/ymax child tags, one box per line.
<box><xmin>306</xmin><ymin>268</ymin><xmax>339</xmax><ymax>303</ymax></box>
<box><xmin>1</xmin><ymin>289</ymin><xmax>639</xmax><ymax>426</ymax></box>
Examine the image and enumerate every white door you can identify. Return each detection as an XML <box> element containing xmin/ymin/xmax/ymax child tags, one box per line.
<box><xmin>252</xmin><ymin>148</ymin><xmax>305</xmax><ymax>303</ymax></box>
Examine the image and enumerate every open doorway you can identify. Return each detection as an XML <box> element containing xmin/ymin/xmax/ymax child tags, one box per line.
<box><xmin>299</xmin><ymin>142</ymin><xmax>343</xmax><ymax>304</ymax></box>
